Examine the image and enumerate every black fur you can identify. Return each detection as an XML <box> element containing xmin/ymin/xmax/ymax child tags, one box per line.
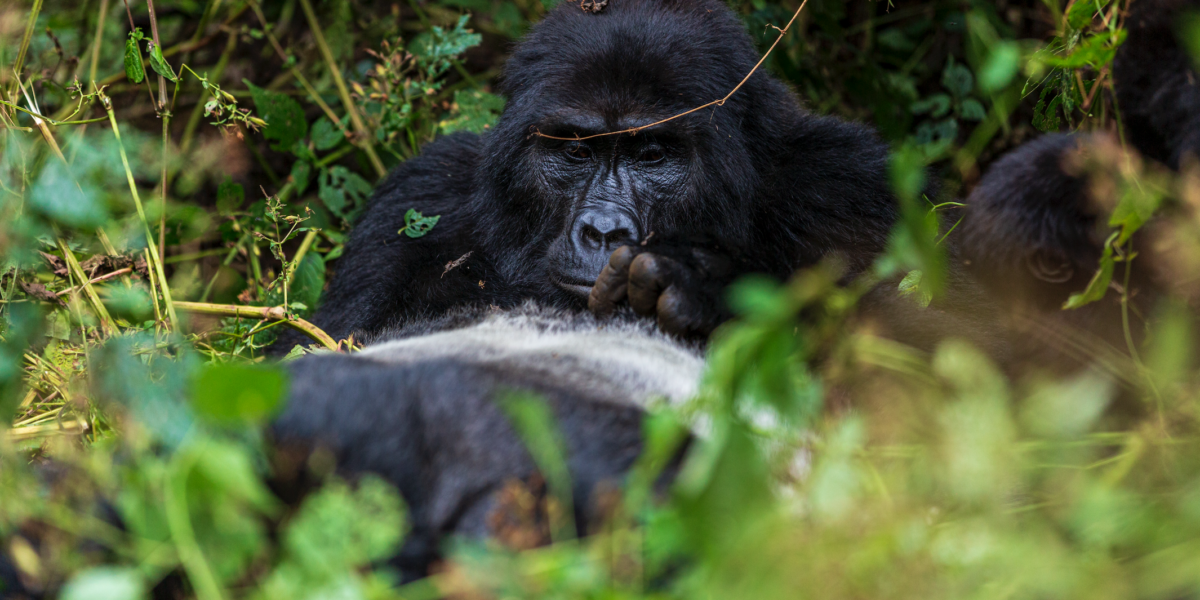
<box><xmin>1114</xmin><ymin>0</ymin><xmax>1200</xmax><ymax>169</ymax></box>
<box><xmin>280</xmin><ymin>0</ymin><xmax>900</xmax><ymax>348</ymax></box>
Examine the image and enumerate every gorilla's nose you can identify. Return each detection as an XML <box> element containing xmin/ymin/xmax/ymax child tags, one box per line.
<box><xmin>574</xmin><ymin>209</ymin><xmax>638</xmax><ymax>254</ymax></box>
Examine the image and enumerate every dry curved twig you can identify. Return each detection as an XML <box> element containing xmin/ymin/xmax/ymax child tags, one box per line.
<box><xmin>531</xmin><ymin>0</ymin><xmax>810</xmax><ymax>142</ymax></box>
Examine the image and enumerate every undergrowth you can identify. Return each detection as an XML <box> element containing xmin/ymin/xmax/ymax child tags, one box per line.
<box><xmin>2</xmin><ymin>0</ymin><xmax>1200</xmax><ymax>598</ymax></box>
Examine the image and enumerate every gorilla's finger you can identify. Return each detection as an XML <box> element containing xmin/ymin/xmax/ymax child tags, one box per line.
<box><xmin>628</xmin><ymin>253</ymin><xmax>673</xmax><ymax>316</ymax></box>
<box><xmin>589</xmin><ymin>246</ymin><xmax>637</xmax><ymax>316</ymax></box>
<box><xmin>655</xmin><ymin>285</ymin><xmax>693</xmax><ymax>336</ymax></box>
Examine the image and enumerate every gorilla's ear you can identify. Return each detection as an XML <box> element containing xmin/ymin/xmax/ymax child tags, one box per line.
<box><xmin>1026</xmin><ymin>248</ymin><xmax>1076</xmax><ymax>284</ymax></box>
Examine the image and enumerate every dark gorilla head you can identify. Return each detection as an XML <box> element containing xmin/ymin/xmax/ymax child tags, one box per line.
<box><xmin>471</xmin><ymin>0</ymin><xmax>802</xmax><ymax>299</ymax></box>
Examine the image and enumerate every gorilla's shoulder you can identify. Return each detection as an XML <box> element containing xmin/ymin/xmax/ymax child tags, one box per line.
<box><xmin>367</xmin><ymin>132</ymin><xmax>484</xmax><ymax>212</ymax></box>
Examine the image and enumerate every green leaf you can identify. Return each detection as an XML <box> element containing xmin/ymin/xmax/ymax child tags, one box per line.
<box><xmin>61</xmin><ymin>567</ymin><xmax>146</xmax><ymax>600</ymax></box>
<box><xmin>282</xmin><ymin>476</ymin><xmax>407</xmax><ymax>572</ymax></box>
<box><xmin>190</xmin><ymin>363</ymin><xmax>288</xmax><ymax>424</ymax></box>
<box><xmin>216</xmin><ymin>176</ymin><xmax>245</xmax><ymax>214</ymax></box>
<box><xmin>1182</xmin><ymin>12</ymin><xmax>1200</xmax><ymax>69</ymax></box>
<box><xmin>941</xmin><ymin>60</ymin><xmax>975</xmax><ymax>99</ymax></box>
<box><xmin>145</xmin><ymin>40</ymin><xmax>176</xmax><ymax>82</ymax></box>
<box><xmin>409</xmin><ymin>15</ymin><xmax>482</xmax><ymax>77</ymax></box>
<box><xmin>980</xmin><ymin>41</ymin><xmax>1021</xmax><ymax>92</ymax></box>
<box><xmin>318</xmin><ymin>166</ymin><xmax>373</xmax><ymax>219</ymax></box>
<box><xmin>398</xmin><ymin>208</ymin><xmax>440</xmax><ymax>238</ymax></box>
<box><xmin>311</xmin><ymin>115</ymin><xmax>344</xmax><ymax>151</ymax></box>
<box><xmin>541</xmin><ymin>0</ymin><xmax>565</xmax><ymax>8</ymax></box>
<box><xmin>290</xmin><ymin>251</ymin><xmax>325</xmax><ymax>315</ymax></box>
<box><xmin>439</xmin><ymin>89</ymin><xmax>506</xmax><ymax>135</ymax></box>
<box><xmin>898</xmin><ymin>270</ymin><xmax>933</xmax><ymax>308</ymax></box>
<box><xmin>246</xmin><ymin>81</ymin><xmax>308</xmax><ymax>151</ymax></box>
<box><xmin>28</xmin><ymin>160</ymin><xmax>110</xmax><ymax>228</ymax></box>
<box><xmin>961</xmin><ymin>98</ymin><xmax>987</xmax><ymax>121</ymax></box>
<box><xmin>911</xmin><ymin>94</ymin><xmax>952</xmax><ymax>118</ymax></box>
<box><xmin>1064</xmin><ymin>232</ymin><xmax>1119</xmax><ymax>309</ymax></box>
<box><xmin>123</xmin><ymin>30</ymin><xmax>145</xmax><ymax>85</ymax></box>
<box><xmin>290</xmin><ymin>160</ymin><xmax>312</xmax><ymax>196</ymax></box>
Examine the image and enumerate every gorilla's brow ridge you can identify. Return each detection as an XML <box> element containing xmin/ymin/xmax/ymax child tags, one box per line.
<box><xmin>528</xmin><ymin>0</ymin><xmax>810</xmax><ymax>143</ymax></box>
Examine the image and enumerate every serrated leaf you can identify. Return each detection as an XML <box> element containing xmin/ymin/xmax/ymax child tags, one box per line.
<box><xmin>146</xmin><ymin>40</ymin><xmax>176</xmax><ymax>82</ymax></box>
<box><xmin>124</xmin><ymin>34</ymin><xmax>145</xmax><ymax>84</ymax></box>
<box><xmin>245</xmin><ymin>81</ymin><xmax>308</xmax><ymax>151</ymax></box>
<box><xmin>439</xmin><ymin>89</ymin><xmax>506</xmax><ymax>135</ymax></box>
<box><xmin>399</xmin><ymin>208</ymin><xmax>440</xmax><ymax>238</ymax></box>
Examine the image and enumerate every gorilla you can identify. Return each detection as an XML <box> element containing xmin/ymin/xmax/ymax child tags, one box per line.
<box><xmin>286</xmin><ymin>0</ymin><xmax>902</xmax><ymax>344</ymax></box>
<box><xmin>6</xmin><ymin>0</ymin><xmax>1200</xmax><ymax>594</ymax></box>
<box><xmin>267</xmin><ymin>0</ymin><xmax>1200</xmax><ymax>583</ymax></box>
<box><xmin>958</xmin><ymin>0</ymin><xmax>1200</xmax><ymax>375</ymax></box>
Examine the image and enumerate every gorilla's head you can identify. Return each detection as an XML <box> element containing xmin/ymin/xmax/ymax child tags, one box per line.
<box><xmin>472</xmin><ymin>0</ymin><xmax>800</xmax><ymax>299</ymax></box>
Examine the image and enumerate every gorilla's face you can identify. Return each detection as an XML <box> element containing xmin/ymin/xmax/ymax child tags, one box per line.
<box><xmin>536</xmin><ymin>117</ymin><xmax>693</xmax><ymax>297</ymax></box>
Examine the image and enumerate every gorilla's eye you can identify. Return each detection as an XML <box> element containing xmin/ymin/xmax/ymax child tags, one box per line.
<box><xmin>639</xmin><ymin>147</ymin><xmax>665</xmax><ymax>164</ymax></box>
<box><xmin>565</xmin><ymin>142</ymin><xmax>593</xmax><ymax>161</ymax></box>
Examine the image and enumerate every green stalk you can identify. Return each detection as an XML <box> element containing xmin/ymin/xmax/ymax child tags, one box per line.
<box><xmin>57</xmin><ymin>239</ymin><xmax>117</xmax><ymax>335</ymax></box>
<box><xmin>88</xmin><ymin>0</ymin><xmax>111</xmax><ymax>85</ymax></box>
<box><xmin>297</xmin><ymin>0</ymin><xmax>387</xmax><ymax>178</ymax></box>
<box><xmin>101</xmin><ymin>92</ymin><xmax>179</xmax><ymax>329</ymax></box>
<box><xmin>11</xmin><ymin>0</ymin><xmax>44</xmax><ymax>86</ymax></box>
<box><xmin>174</xmin><ymin>301</ymin><xmax>338</xmax><ymax>349</ymax></box>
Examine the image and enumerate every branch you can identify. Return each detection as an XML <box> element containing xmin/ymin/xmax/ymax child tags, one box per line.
<box><xmin>173</xmin><ymin>301</ymin><xmax>339</xmax><ymax>351</ymax></box>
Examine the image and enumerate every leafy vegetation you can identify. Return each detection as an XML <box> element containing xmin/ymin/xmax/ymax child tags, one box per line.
<box><xmin>2</xmin><ymin>0</ymin><xmax>1200</xmax><ymax>598</ymax></box>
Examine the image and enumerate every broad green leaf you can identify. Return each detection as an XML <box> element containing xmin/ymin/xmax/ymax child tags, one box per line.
<box><xmin>217</xmin><ymin>176</ymin><xmax>245</xmax><ymax>214</ymax></box>
<box><xmin>1183</xmin><ymin>12</ymin><xmax>1200</xmax><ymax>69</ymax></box>
<box><xmin>439</xmin><ymin>89</ymin><xmax>506</xmax><ymax>135</ymax></box>
<box><xmin>319</xmin><ymin>166</ymin><xmax>373</xmax><ymax>219</ymax></box>
<box><xmin>190</xmin><ymin>363</ymin><xmax>288</xmax><ymax>424</ymax></box>
<box><xmin>961</xmin><ymin>98</ymin><xmax>987</xmax><ymax>121</ymax></box>
<box><xmin>398</xmin><ymin>208</ymin><xmax>440</xmax><ymax>238</ymax></box>
<box><xmin>289</xmin><ymin>251</ymin><xmax>325</xmax><ymax>315</ymax></box>
<box><xmin>246</xmin><ymin>81</ymin><xmax>308</xmax><ymax>151</ymax></box>
<box><xmin>311</xmin><ymin>115</ymin><xmax>344</xmax><ymax>151</ymax></box>
<box><xmin>124</xmin><ymin>30</ymin><xmax>145</xmax><ymax>84</ymax></box>
<box><xmin>146</xmin><ymin>40</ymin><xmax>177</xmax><ymax>82</ymax></box>
<box><xmin>942</xmin><ymin>60</ymin><xmax>975</xmax><ymax>99</ymax></box>
<box><xmin>980</xmin><ymin>41</ymin><xmax>1021</xmax><ymax>92</ymax></box>
<box><xmin>28</xmin><ymin>160</ymin><xmax>110</xmax><ymax>228</ymax></box>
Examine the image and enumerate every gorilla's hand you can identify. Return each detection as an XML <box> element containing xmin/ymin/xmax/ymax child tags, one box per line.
<box><xmin>588</xmin><ymin>244</ymin><xmax>735</xmax><ymax>337</ymax></box>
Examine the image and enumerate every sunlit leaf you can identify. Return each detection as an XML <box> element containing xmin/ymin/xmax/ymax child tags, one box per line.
<box><xmin>190</xmin><ymin>363</ymin><xmax>288</xmax><ymax>424</ymax></box>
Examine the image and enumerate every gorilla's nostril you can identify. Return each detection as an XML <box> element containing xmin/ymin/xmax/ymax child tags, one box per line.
<box><xmin>605</xmin><ymin>229</ymin><xmax>632</xmax><ymax>246</ymax></box>
<box><xmin>581</xmin><ymin>224</ymin><xmax>604</xmax><ymax>247</ymax></box>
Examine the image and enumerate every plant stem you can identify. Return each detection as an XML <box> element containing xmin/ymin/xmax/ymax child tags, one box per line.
<box><xmin>88</xmin><ymin>0</ymin><xmax>111</xmax><ymax>85</ymax></box>
<box><xmin>101</xmin><ymin>91</ymin><xmax>179</xmax><ymax>329</ymax></box>
<box><xmin>11</xmin><ymin>0</ymin><xmax>44</xmax><ymax>89</ymax></box>
<box><xmin>297</xmin><ymin>0</ymin><xmax>387</xmax><ymax>178</ymax></box>
<box><xmin>174</xmin><ymin>301</ymin><xmax>338</xmax><ymax>349</ymax></box>
<box><xmin>57</xmin><ymin>239</ymin><xmax>117</xmax><ymax>335</ymax></box>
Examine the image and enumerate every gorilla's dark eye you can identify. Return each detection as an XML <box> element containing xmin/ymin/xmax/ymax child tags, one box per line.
<box><xmin>639</xmin><ymin>147</ymin><xmax>665</xmax><ymax>164</ymax></box>
<box><xmin>565</xmin><ymin>142</ymin><xmax>593</xmax><ymax>161</ymax></box>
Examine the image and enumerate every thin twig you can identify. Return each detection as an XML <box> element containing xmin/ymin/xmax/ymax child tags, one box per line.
<box><xmin>296</xmin><ymin>0</ymin><xmax>388</xmax><ymax>178</ymax></box>
<box><xmin>532</xmin><ymin>0</ymin><xmax>810</xmax><ymax>141</ymax></box>
<box><xmin>56</xmin><ymin>268</ymin><xmax>134</xmax><ymax>296</ymax></box>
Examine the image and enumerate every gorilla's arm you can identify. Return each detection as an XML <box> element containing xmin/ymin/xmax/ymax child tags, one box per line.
<box><xmin>270</xmin><ymin>352</ymin><xmax>663</xmax><ymax>580</ymax></box>
<box><xmin>1114</xmin><ymin>0</ymin><xmax>1200</xmax><ymax>169</ymax></box>
<box><xmin>276</xmin><ymin>134</ymin><xmax>489</xmax><ymax>349</ymax></box>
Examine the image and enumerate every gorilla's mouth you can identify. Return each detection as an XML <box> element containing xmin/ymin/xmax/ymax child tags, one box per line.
<box><xmin>551</xmin><ymin>275</ymin><xmax>595</xmax><ymax>298</ymax></box>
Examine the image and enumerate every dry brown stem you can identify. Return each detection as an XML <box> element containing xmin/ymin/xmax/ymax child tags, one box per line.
<box><xmin>532</xmin><ymin>0</ymin><xmax>810</xmax><ymax>142</ymax></box>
